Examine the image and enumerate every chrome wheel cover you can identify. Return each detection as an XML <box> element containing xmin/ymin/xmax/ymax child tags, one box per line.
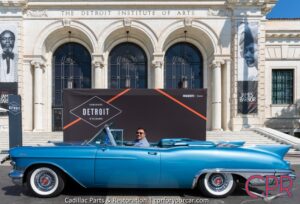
<box><xmin>30</xmin><ymin>167</ymin><xmax>59</xmax><ymax>196</ymax></box>
<box><xmin>204</xmin><ymin>173</ymin><xmax>234</xmax><ymax>196</ymax></box>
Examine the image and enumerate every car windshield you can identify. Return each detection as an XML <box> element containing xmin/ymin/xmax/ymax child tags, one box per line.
<box><xmin>87</xmin><ymin>125</ymin><xmax>117</xmax><ymax>146</ymax></box>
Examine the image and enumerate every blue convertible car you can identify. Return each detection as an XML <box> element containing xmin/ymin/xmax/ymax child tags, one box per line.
<box><xmin>2</xmin><ymin>125</ymin><xmax>296</xmax><ymax>198</ymax></box>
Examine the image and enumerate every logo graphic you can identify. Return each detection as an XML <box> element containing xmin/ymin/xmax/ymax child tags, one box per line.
<box><xmin>70</xmin><ymin>96</ymin><xmax>122</xmax><ymax>128</ymax></box>
<box><xmin>242</xmin><ymin>175</ymin><xmax>294</xmax><ymax>203</ymax></box>
<box><xmin>8</xmin><ymin>101</ymin><xmax>20</xmax><ymax>115</ymax></box>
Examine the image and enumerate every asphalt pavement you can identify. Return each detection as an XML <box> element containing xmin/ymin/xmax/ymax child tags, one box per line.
<box><xmin>0</xmin><ymin>164</ymin><xmax>300</xmax><ymax>204</ymax></box>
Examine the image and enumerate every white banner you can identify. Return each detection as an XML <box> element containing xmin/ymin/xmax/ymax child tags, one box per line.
<box><xmin>0</xmin><ymin>23</ymin><xmax>18</xmax><ymax>83</ymax></box>
<box><xmin>237</xmin><ymin>22</ymin><xmax>259</xmax><ymax>114</ymax></box>
<box><xmin>238</xmin><ymin>22</ymin><xmax>258</xmax><ymax>82</ymax></box>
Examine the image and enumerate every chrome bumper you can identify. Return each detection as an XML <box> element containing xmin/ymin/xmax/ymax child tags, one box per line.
<box><xmin>287</xmin><ymin>172</ymin><xmax>296</xmax><ymax>181</ymax></box>
<box><xmin>9</xmin><ymin>170</ymin><xmax>24</xmax><ymax>185</ymax></box>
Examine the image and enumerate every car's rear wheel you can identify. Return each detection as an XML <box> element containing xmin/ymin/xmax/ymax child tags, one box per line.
<box><xmin>26</xmin><ymin>166</ymin><xmax>65</xmax><ymax>198</ymax></box>
<box><xmin>198</xmin><ymin>173</ymin><xmax>236</xmax><ymax>198</ymax></box>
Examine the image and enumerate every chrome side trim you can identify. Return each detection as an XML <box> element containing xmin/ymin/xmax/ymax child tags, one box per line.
<box><xmin>192</xmin><ymin>168</ymin><xmax>296</xmax><ymax>189</ymax></box>
<box><xmin>9</xmin><ymin>170</ymin><xmax>24</xmax><ymax>185</ymax></box>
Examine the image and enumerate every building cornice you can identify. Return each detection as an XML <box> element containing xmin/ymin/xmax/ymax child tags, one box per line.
<box><xmin>0</xmin><ymin>0</ymin><xmax>27</xmax><ymax>6</ymax></box>
<box><xmin>26</xmin><ymin>0</ymin><xmax>227</xmax><ymax>7</ymax></box>
<box><xmin>226</xmin><ymin>0</ymin><xmax>277</xmax><ymax>15</ymax></box>
<box><xmin>266</xmin><ymin>20</ymin><xmax>300</xmax><ymax>38</ymax></box>
<box><xmin>226</xmin><ymin>0</ymin><xmax>277</xmax><ymax>6</ymax></box>
<box><xmin>266</xmin><ymin>32</ymin><xmax>300</xmax><ymax>39</ymax></box>
<box><xmin>227</xmin><ymin>0</ymin><xmax>265</xmax><ymax>6</ymax></box>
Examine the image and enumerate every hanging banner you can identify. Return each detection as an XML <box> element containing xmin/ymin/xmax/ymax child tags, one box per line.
<box><xmin>0</xmin><ymin>22</ymin><xmax>19</xmax><ymax>116</ymax></box>
<box><xmin>0</xmin><ymin>23</ymin><xmax>18</xmax><ymax>83</ymax></box>
<box><xmin>237</xmin><ymin>22</ymin><xmax>258</xmax><ymax>114</ymax></box>
<box><xmin>8</xmin><ymin>95</ymin><xmax>23</xmax><ymax>149</ymax></box>
<box><xmin>0</xmin><ymin>83</ymin><xmax>17</xmax><ymax>116</ymax></box>
<box><xmin>63</xmin><ymin>89</ymin><xmax>207</xmax><ymax>142</ymax></box>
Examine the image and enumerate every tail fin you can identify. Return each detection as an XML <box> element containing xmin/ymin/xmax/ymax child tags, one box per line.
<box><xmin>253</xmin><ymin>145</ymin><xmax>291</xmax><ymax>158</ymax></box>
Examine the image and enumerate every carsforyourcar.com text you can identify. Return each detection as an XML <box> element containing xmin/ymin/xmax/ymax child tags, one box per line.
<box><xmin>64</xmin><ymin>197</ymin><xmax>209</xmax><ymax>204</ymax></box>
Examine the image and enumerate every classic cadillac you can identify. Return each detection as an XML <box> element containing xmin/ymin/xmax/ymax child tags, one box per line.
<box><xmin>1</xmin><ymin>125</ymin><xmax>296</xmax><ymax>198</ymax></box>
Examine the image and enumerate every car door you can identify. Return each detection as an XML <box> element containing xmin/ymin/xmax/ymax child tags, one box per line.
<box><xmin>94</xmin><ymin>145</ymin><xmax>160</xmax><ymax>188</ymax></box>
<box><xmin>160</xmin><ymin>147</ymin><xmax>202</xmax><ymax>188</ymax></box>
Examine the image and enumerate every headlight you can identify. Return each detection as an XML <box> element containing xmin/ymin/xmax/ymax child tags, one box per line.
<box><xmin>10</xmin><ymin>160</ymin><xmax>16</xmax><ymax>169</ymax></box>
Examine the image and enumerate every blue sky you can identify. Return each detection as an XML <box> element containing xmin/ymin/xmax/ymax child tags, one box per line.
<box><xmin>267</xmin><ymin>0</ymin><xmax>300</xmax><ymax>18</ymax></box>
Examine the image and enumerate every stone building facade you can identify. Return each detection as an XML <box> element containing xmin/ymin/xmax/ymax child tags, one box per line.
<box><xmin>0</xmin><ymin>0</ymin><xmax>299</xmax><ymax>135</ymax></box>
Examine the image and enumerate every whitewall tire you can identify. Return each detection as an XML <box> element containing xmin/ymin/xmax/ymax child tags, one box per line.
<box><xmin>26</xmin><ymin>166</ymin><xmax>65</xmax><ymax>198</ymax></box>
<box><xmin>199</xmin><ymin>173</ymin><xmax>236</xmax><ymax>198</ymax></box>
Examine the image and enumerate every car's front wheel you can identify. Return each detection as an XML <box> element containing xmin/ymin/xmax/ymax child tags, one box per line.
<box><xmin>26</xmin><ymin>166</ymin><xmax>65</xmax><ymax>198</ymax></box>
<box><xmin>198</xmin><ymin>173</ymin><xmax>236</xmax><ymax>198</ymax></box>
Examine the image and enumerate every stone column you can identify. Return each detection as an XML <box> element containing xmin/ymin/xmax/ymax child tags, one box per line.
<box><xmin>222</xmin><ymin>59</ymin><xmax>231</xmax><ymax>130</ymax></box>
<box><xmin>211</xmin><ymin>60</ymin><xmax>223</xmax><ymax>131</ymax></box>
<box><xmin>152</xmin><ymin>60</ymin><xmax>163</xmax><ymax>89</ymax></box>
<box><xmin>31</xmin><ymin>61</ymin><xmax>44</xmax><ymax>131</ymax></box>
<box><xmin>23</xmin><ymin>60</ymin><xmax>33</xmax><ymax>131</ymax></box>
<box><xmin>93</xmin><ymin>61</ymin><xmax>104</xmax><ymax>88</ymax></box>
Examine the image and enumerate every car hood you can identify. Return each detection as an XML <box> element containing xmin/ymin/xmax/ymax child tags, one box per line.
<box><xmin>8</xmin><ymin>144</ymin><xmax>97</xmax><ymax>159</ymax></box>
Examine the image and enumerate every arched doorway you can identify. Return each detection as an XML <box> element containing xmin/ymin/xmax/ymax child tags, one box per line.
<box><xmin>165</xmin><ymin>42</ymin><xmax>203</xmax><ymax>89</ymax></box>
<box><xmin>52</xmin><ymin>42</ymin><xmax>91</xmax><ymax>131</ymax></box>
<box><xmin>108</xmin><ymin>42</ymin><xmax>147</xmax><ymax>88</ymax></box>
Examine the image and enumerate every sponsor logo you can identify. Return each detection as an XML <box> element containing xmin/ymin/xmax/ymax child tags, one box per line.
<box><xmin>8</xmin><ymin>101</ymin><xmax>20</xmax><ymax>115</ymax></box>
<box><xmin>245</xmin><ymin>175</ymin><xmax>294</xmax><ymax>201</ymax></box>
<box><xmin>182</xmin><ymin>94</ymin><xmax>195</xmax><ymax>98</ymax></box>
<box><xmin>70</xmin><ymin>96</ymin><xmax>122</xmax><ymax>128</ymax></box>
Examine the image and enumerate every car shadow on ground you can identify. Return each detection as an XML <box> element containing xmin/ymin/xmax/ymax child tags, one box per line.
<box><xmin>1</xmin><ymin>185</ymin><xmax>249</xmax><ymax>198</ymax></box>
<box><xmin>62</xmin><ymin>179</ymin><xmax>251</xmax><ymax>197</ymax></box>
<box><xmin>2</xmin><ymin>185</ymin><xmax>26</xmax><ymax>197</ymax></box>
<box><xmin>1</xmin><ymin>179</ymin><xmax>259</xmax><ymax>198</ymax></box>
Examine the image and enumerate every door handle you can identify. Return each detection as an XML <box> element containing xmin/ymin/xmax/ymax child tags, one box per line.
<box><xmin>148</xmin><ymin>152</ymin><xmax>158</xmax><ymax>155</ymax></box>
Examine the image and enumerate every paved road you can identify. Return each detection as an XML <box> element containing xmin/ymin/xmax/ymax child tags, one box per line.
<box><xmin>1</xmin><ymin>165</ymin><xmax>300</xmax><ymax>204</ymax></box>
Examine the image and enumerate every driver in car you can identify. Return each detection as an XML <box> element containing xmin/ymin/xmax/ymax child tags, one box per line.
<box><xmin>134</xmin><ymin>128</ymin><xmax>150</xmax><ymax>147</ymax></box>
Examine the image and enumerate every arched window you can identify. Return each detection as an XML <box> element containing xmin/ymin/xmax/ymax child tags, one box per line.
<box><xmin>52</xmin><ymin>42</ymin><xmax>91</xmax><ymax>131</ymax></box>
<box><xmin>165</xmin><ymin>42</ymin><xmax>203</xmax><ymax>88</ymax></box>
<box><xmin>109</xmin><ymin>42</ymin><xmax>147</xmax><ymax>88</ymax></box>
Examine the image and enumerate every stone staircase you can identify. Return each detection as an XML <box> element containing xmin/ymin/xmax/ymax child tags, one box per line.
<box><xmin>206</xmin><ymin>130</ymin><xmax>279</xmax><ymax>146</ymax></box>
<box><xmin>207</xmin><ymin>130</ymin><xmax>299</xmax><ymax>154</ymax></box>
<box><xmin>252</xmin><ymin>127</ymin><xmax>300</xmax><ymax>150</ymax></box>
<box><xmin>0</xmin><ymin>131</ymin><xmax>63</xmax><ymax>153</ymax></box>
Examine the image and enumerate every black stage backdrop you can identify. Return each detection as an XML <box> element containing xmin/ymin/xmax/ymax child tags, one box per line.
<box><xmin>63</xmin><ymin>89</ymin><xmax>207</xmax><ymax>142</ymax></box>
